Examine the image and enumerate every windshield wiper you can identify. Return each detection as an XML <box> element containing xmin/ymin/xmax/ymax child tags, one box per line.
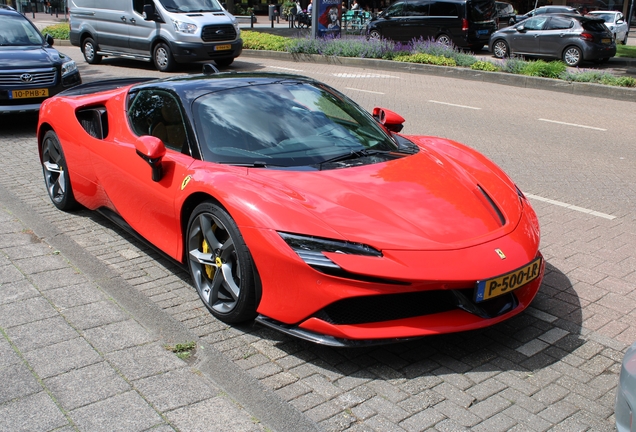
<box><xmin>318</xmin><ymin>148</ymin><xmax>390</xmax><ymax>169</ymax></box>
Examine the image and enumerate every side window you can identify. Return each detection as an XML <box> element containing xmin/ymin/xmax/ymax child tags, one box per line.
<box><xmin>430</xmin><ymin>1</ymin><xmax>458</xmax><ymax>17</ymax></box>
<box><xmin>523</xmin><ymin>16</ymin><xmax>547</xmax><ymax>30</ymax></box>
<box><xmin>128</xmin><ymin>90</ymin><xmax>188</xmax><ymax>153</ymax></box>
<box><xmin>545</xmin><ymin>16</ymin><xmax>573</xmax><ymax>30</ymax></box>
<box><xmin>405</xmin><ymin>1</ymin><xmax>429</xmax><ymax>16</ymax></box>
<box><xmin>132</xmin><ymin>0</ymin><xmax>153</xmax><ymax>15</ymax></box>
<box><xmin>384</xmin><ymin>1</ymin><xmax>405</xmax><ymax>17</ymax></box>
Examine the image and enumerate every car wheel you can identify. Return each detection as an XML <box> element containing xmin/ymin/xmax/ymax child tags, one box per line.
<box><xmin>562</xmin><ymin>46</ymin><xmax>582</xmax><ymax>67</ymax></box>
<box><xmin>492</xmin><ymin>39</ymin><xmax>509</xmax><ymax>58</ymax></box>
<box><xmin>41</xmin><ymin>130</ymin><xmax>79</xmax><ymax>211</ymax></box>
<box><xmin>82</xmin><ymin>37</ymin><xmax>102</xmax><ymax>64</ymax></box>
<box><xmin>186</xmin><ymin>201</ymin><xmax>258</xmax><ymax>323</ymax></box>
<box><xmin>368</xmin><ymin>29</ymin><xmax>382</xmax><ymax>40</ymax></box>
<box><xmin>153</xmin><ymin>42</ymin><xmax>176</xmax><ymax>72</ymax></box>
<box><xmin>436</xmin><ymin>33</ymin><xmax>452</xmax><ymax>47</ymax></box>
<box><xmin>214</xmin><ymin>58</ymin><xmax>234</xmax><ymax>67</ymax></box>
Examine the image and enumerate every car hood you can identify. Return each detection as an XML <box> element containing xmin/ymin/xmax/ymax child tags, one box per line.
<box><xmin>250</xmin><ymin>147</ymin><xmax>522</xmax><ymax>251</ymax></box>
<box><xmin>0</xmin><ymin>46</ymin><xmax>64</xmax><ymax>69</ymax></box>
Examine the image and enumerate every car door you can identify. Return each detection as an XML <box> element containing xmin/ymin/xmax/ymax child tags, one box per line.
<box><xmin>127</xmin><ymin>0</ymin><xmax>156</xmax><ymax>56</ymax></box>
<box><xmin>511</xmin><ymin>16</ymin><xmax>547</xmax><ymax>55</ymax></box>
<box><xmin>402</xmin><ymin>0</ymin><xmax>432</xmax><ymax>41</ymax></box>
<box><xmin>377</xmin><ymin>1</ymin><xmax>409</xmax><ymax>41</ymax></box>
<box><xmin>540</xmin><ymin>15</ymin><xmax>575</xmax><ymax>58</ymax></box>
<box><xmin>90</xmin><ymin>88</ymin><xmax>195</xmax><ymax>259</ymax></box>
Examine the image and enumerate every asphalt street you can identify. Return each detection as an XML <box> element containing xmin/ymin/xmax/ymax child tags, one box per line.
<box><xmin>1</xmin><ymin>12</ymin><xmax>636</xmax><ymax>432</ymax></box>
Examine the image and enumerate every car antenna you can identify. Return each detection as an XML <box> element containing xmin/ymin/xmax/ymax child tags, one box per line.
<box><xmin>203</xmin><ymin>64</ymin><xmax>220</xmax><ymax>75</ymax></box>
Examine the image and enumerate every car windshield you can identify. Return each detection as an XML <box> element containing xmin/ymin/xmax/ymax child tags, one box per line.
<box><xmin>192</xmin><ymin>81</ymin><xmax>400</xmax><ymax>168</ymax></box>
<box><xmin>158</xmin><ymin>0</ymin><xmax>224</xmax><ymax>13</ymax></box>
<box><xmin>590</xmin><ymin>13</ymin><xmax>615</xmax><ymax>23</ymax></box>
<box><xmin>0</xmin><ymin>15</ymin><xmax>43</xmax><ymax>47</ymax></box>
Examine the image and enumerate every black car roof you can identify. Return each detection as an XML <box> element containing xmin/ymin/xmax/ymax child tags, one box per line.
<box><xmin>131</xmin><ymin>72</ymin><xmax>319</xmax><ymax>104</ymax></box>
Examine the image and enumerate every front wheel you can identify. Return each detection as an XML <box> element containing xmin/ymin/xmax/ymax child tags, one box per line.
<box><xmin>562</xmin><ymin>46</ymin><xmax>582</xmax><ymax>67</ymax></box>
<box><xmin>82</xmin><ymin>37</ymin><xmax>102</xmax><ymax>64</ymax></box>
<box><xmin>492</xmin><ymin>39</ymin><xmax>509</xmax><ymax>58</ymax></box>
<box><xmin>153</xmin><ymin>42</ymin><xmax>176</xmax><ymax>72</ymax></box>
<box><xmin>186</xmin><ymin>202</ymin><xmax>258</xmax><ymax>323</ymax></box>
<box><xmin>436</xmin><ymin>33</ymin><xmax>452</xmax><ymax>47</ymax></box>
<box><xmin>368</xmin><ymin>29</ymin><xmax>382</xmax><ymax>40</ymax></box>
<box><xmin>41</xmin><ymin>131</ymin><xmax>79</xmax><ymax>211</ymax></box>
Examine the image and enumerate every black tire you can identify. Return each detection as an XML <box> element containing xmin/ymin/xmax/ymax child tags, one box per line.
<box><xmin>153</xmin><ymin>42</ymin><xmax>176</xmax><ymax>72</ymax></box>
<box><xmin>186</xmin><ymin>201</ymin><xmax>258</xmax><ymax>323</ymax></box>
<box><xmin>214</xmin><ymin>58</ymin><xmax>234</xmax><ymax>68</ymax></box>
<box><xmin>436</xmin><ymin>33</ymin><xmax>452</xmax><ymax>46</ymax></box>
<box><xmin>492</xmin><ymin>39</ymin><xmax>509</xmax><ymax>58</ymax></box>
<box><xmin>562</xmin><ymin>45</ymin><xmax>582</xmax><ymax>67</ymax></box>
<box><xmin>41</xmin><ymin>130</ymin><xmax>79</xmax><ymax>211</ymax></box>
<box><xmin>368</xmin><ymin>29</ymin><xmax>382</xmax><ymax>40</ymax></box>
<box><xmin>82</xmin><ymin>37</ymin><xmax>102</xmax><ymax>65</ymax></box>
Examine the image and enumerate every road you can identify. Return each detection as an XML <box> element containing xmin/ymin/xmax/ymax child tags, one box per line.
<box><xmin>1</xmin><ymin>49</ymin><xmax>635</xmax><ymax>431</ymax></box>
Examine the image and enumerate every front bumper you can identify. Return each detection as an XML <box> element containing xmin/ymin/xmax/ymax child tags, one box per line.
<box><xmin>0</xmin><ymin>70</ymin><xmax>81</xmax><ymax>114</ymax></box>
<box><xmin>168</xmin><ymin>39</ymin><xmax>243</xmax><ymax>63</ymax></box>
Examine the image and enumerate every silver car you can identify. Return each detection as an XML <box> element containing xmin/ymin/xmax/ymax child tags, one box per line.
<box><xmin>587</xmin><ymin>11</ymin><xmax>629</xmax><ymax>45</ymax></box>
<box><xmin>616</xmin><ymin>340</ymin><xmax>636</xmax><ymax>432</ymax></box>
<box><xmin>489</xmin><ymin>13</ymin><xmax>616</xmax><ymax>67</ymax></box>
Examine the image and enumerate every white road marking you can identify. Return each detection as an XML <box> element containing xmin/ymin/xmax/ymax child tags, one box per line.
<box><xmin>345</xmin><ymin>87</ymin><xmax>385</xmax><ymax>95</ymax></box>
<box><xmin>268</xmin><ymin>66</ymin><xmax>304</xmax><ymax>72</ymax></box>
<box><xmin>428</xmin><ymin>100</ymin><xmax>481</xmax><ymax>110</ymax></box>
<box><xmin>526</xmin><ymin>194</ymin><xmax>616</xmax><ymax>220</ymax></box>
<box><xmin>333</xmin><ymin>73</ymin><xmax>399</xmax><ymax>78</ymax></box>
<box><xmin>538</xmin><ymin>118</ymin><xmax>606</xmax><ymax>131</ymax></box>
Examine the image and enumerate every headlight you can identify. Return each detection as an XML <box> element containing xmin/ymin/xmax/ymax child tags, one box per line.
<box><xmin>233</xmin><ymin>22</ymin><xmax>240</xmax><ymax>36</ymax></box>
<box><xmin>279</xmin><ymin>232</ymin><xmax>382</xmax><ymax>257</ymax></box>
<box><xmin>172</xmin><ymin>19</ymin><xmax>197</xmax><ymax>34</ymax></box>
<box><xmin>61</xmin><ymin>60</ymin><xmax>77</xmax><ymax>77</ymax></box>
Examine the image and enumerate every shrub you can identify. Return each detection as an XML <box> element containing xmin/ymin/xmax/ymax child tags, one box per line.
<box><xmin>242</xmin><ymin>31</ymin><xmax>289</xmax><ymax>51</ymax></box>
<box><xmin>394</xmin><ymin>53</ymin><xmax>457</xmax><ymax>66</ymax></box>
<box><xmin>561</xmin><ymin>70</ymin><xmax>636</xmax><ymax>87</ymax></box>
<box><xmin>41</xmin><ymin>23</ymin><xmax>70</xmax><ymax>40</ymax></box>
<box><xmin>519</xmin><ymin>60</ymin><xmax>566</xmax><ymax>78</ymax></box>
<box><xmin>471</xmin><ymin>60</ymin><xmax>499</xmax><ymax>72</ymax></box>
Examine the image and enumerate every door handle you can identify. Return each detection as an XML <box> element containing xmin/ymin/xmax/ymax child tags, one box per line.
<box><xmin>120</xmin><ymin>15</ymin><xmax>127</xmax><ymax>21</ymax></box>
<box><xmin>559</xmin><ymin>33</ymin><xmax>565</xmax><ymax>37</ymax></box>
<box><xmin>130</xmin><ymin>17</ymin><xmax>136</xmax><ymax>23</ymax></box>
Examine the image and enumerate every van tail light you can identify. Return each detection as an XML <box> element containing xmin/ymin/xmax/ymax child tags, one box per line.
<box><xmin>462</xmin><ymin>18</ymin><xmax>469</xmax><ymax>31</ymax></box>
<box><xmin>579</xmin><ymin>32</ymin><xmax>594</xmax><ymax>41</ymax></box>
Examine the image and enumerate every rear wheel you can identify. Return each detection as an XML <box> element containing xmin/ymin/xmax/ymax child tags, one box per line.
<box><xmin>82</xmin><ymin>37</ymin><xmax>102</xmax><ymax>64</ymax></box>
<box><xmin>436</xmin><ymin>33</ymin><xmax>452</xmax><ymax>46</ymax></box>
<box><xmin>186</xmin><ymin>201</ymin><xmax>258</xmax><ymax>323</ymax></box>
<box><xmin>492</xmin><ymin>39</ymin><xmax>509</xmax><ymax>58</ymax></box>
<box><xmin>368</xmin><ymin>29</ymin><xmax>382</xmax><ymax>40</ymax></box>
<box><xmin>562</xmin><ymin>46</ymin><xmax>582</xmax><ymax>67</ymax></box>
<box><xmin>153</xmin><ymin>42</ymin><xmax>176</xmax><ymax>72</ymax></box>
<box><xmin>41</xmin><ymin>131</ymin><xmax>78</xmax><ymax>211</ymax></box>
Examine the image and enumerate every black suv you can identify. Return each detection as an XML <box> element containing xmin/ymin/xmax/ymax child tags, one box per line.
<box><xmin>366</xmin><ymin>0</ymin><xmax>497</xmax><ymax>50</ymax></box>
<box><xmin>0</xmin><ymin>8</ymin><xmax>81</xmax><ymax>114</ymax></box>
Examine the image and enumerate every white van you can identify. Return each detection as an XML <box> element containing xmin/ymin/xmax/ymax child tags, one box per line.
<box><xmin>69</xmin><ymin>0</ymin><xmax>242</xmax><ymax>71</ymax></box>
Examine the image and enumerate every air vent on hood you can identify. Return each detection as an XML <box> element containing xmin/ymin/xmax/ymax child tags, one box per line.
<box><xmin>477</xmin><ymin>185</ymin><xmax>506</xmax><ymax>226</ymax></box>
<box><xmin>213</xmin><ymin>12</ymin><xmax>225</xmax><ymax>16</ymax></box>
<box><xmin>187</xmin><ymin>13</ymin><xmax>203</xmax><ymax>16</ymax></box>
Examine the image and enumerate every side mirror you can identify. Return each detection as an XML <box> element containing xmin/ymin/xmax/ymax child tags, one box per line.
<box><xmin>143</xmin><ymin>3</ymin><xmax>158</xmax><ymax>21</ymax></box>
<box><xmin>135</xmin><ymin>135</ymin><xmax>166</xmax><ymax>182</ymax></box>
<box><xmin>372</xmin><ymin>107</ymin><xmax>405</xmax><ymax>133</ymax></box>
<box><xmin>516</xmin><ymin>25</ymin><xmax>525</xmax><ymax>32</ymax></box>
<box><xmin>44</xmin><ymin>34</ymin><xmax>54</xmax><ymax>46</ymax></box>
<box><xmin>617</xmin><ymin>19</ymin><xmax>624</xmax><ymax>24</ymax></box>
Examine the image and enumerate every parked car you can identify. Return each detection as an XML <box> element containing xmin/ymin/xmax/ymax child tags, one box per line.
<box><xmin>587</xmin><ymin>10</ymin><xmax>629</xmax><ymax>44</ymax></box>
<box><xmin>0</xmin><ymin>7</ymin><xmax>81</xmax><ymax>114</ymax></box>
<box><xmin>616</xmin><ymin>340</ymin><xmax>636</xmax><ymax>432</ymax></box>
<box><xmin>489</xmin><ymin>14</ymin><xmax>616</xmax><ymax>67</ymax></box>
<box><xmin>37</xmin><ymin>70</ymin><xmax>544</xmax><ymax>347</ymax></box>
<box><xmin>366</xmin><ymin>0</ymin><xmax>497</xmax><ymax>51</ymax></box>
<box><xmin>511</xmin><ymin>5</ymin><xmax>579</xmax><ymax>24</ymax></box>
<box><xmin>69</xmin><ymin>0</ymin><xmax>242</xmax><ymax>71</ymax></box>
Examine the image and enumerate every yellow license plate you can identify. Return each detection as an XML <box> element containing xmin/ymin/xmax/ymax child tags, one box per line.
<box><xmin>602</xmin><ymin>38</ymin><xmax>611</xmax><ymax>44</ymax></box>
<box><xmin>475</xmin><ymin>257</ymin><xmax>542</xmax><ymax>302</ymax></box>
<box><xmin>11</xmin><ymin>88</ymin><xmax>49</xmax><ymax>99</ymax></box>
<box><xmin>214</xmin><ymin>44</ymin><xmax>231</xmax><ymax>51</ymax></box>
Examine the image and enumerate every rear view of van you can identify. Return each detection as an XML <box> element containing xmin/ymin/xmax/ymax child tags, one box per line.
<box><xmin>366</xmin><ymin>0</ymin><xmax>497</xmax><ymax>51</ymax></box>
<box><xmin>69</xmin><ymin>0</ymin><xmax>242</xmax><ymax>71</ymax></box>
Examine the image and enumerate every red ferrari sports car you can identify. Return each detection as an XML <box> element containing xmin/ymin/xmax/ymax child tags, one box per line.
<box><xmin>37</xmin><ymin>71</ymin><xmax>543</xmax><ymax>347</ymax></box>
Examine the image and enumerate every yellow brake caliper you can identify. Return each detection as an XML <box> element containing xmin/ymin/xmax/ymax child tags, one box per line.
<box><xmin>202</xmin><ymin>239</ymin><xmax>216</xmax><ymax>279</ymax></box>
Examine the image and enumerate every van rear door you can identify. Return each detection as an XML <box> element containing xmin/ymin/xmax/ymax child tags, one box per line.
<box><xmin>466</xmin><ymin>0</ymin><xmax>496</xmax><ymax>45</ymax></box>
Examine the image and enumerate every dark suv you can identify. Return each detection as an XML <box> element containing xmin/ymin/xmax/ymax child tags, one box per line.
<box><xmin>366</xmin><ymin>0</ymin><xmax>497</xmax><ymax>50</ymax></box>
<box><xmin>0</xmin><ymin>8</ymin><xmax>81</xmax><ymax>114</ymax></box>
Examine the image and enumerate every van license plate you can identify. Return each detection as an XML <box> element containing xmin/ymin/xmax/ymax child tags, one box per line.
<box><xmin>474</xmin><ymin>257</ymin><xmax>542</xmax><ymax>302</ymax></box>
<box><xmin>602</xmin><ymin>38</ymin><xmax>611</xmax><ymax>44</ymax></box>
<box><xmin>477</xmin><ymin>29</ymin><xmax>489</xmax><ymax>35</ymax></box>
<box><xmin>214</xmin><ymin>45</ymin><xmax>232</xmax><ymax>51</ymax></box>
<box><xmin>10</xmin><ymin>89</ymin><xmax>49</xmax><ymax>99</ymax></box>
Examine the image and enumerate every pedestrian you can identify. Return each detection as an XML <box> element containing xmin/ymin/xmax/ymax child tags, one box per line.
<box><xmin>351</xmin><ymin>0</ymin><xmax>360</xmax><ymax>10</ymax></box>
<box><xmin>307</xmin><ymin>0</ymin><xmax>312</xmax><ymax>15</ymax></box>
